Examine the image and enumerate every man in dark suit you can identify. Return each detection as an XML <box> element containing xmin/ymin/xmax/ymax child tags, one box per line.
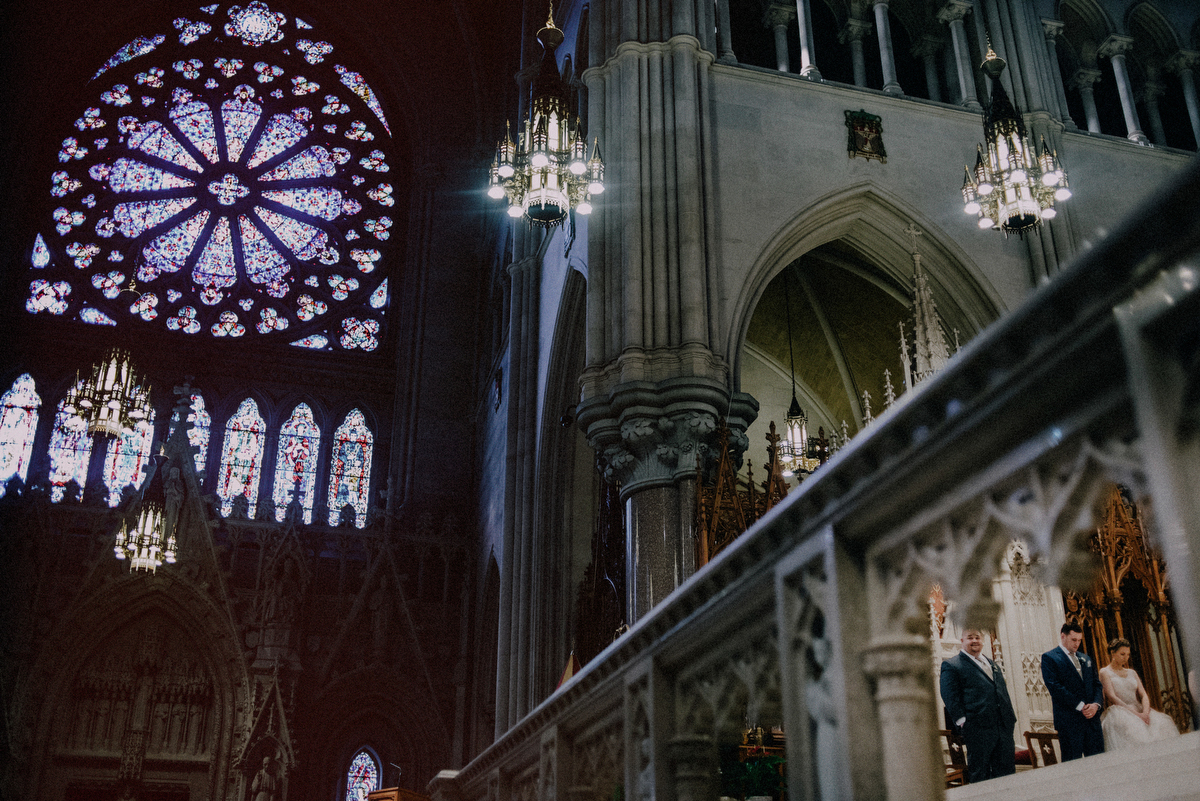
<box><xmin>939</xmin><ymin>628</ymin><xmax>1018</xmax><ymax>783</ymax></box>
<box><xmin>1040</xmin><ymin>621</ymin><xmax>1104</xmax><ymax>760</ymax></box>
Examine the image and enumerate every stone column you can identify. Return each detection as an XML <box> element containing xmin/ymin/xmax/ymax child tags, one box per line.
<box><xmin>793</xmin><ymin>0</ymin><xmax>822</xmax><ymax>79</ymax></box>
<box><xmin>1072</xmin><ymin>68</ymin><xmax>1102</xmax><ymax>133</ymax></box>
<box><xmin>838</xmin><ymin>18</ymin><xmax>872</xmax><ymax>88</ymax></box>
<box><xmin>762</xmin><ymin>3</ymin><xmax>795</xmax><ymax>73</ymax></box>
<box><xmin>873</xmin><ymin>0</ymin><xmax>903</xmax><ymax>95</ymax></box>
<box><xmin>716</xmin><ymin>0</ymin><xmax>736</xmax><ymax>64</ymax></box>
<box><xmin>938</xmin><ymin>1</ymin><xmax>980</xmax><ymax>110</ymax></box>
<box><xmin>1100</xmin><ymin>35</ymin><xmax>1149</xmax><ymax>144</ymax></box>
<box><xmin>581</xmin><ymin>385</ymin><xmax>757</xmax><ymax>622</ymax></box>
<box><xmin>1141</xmin><ymin>75</ymin><xmax>1167</xmax><ymax>146</ymax></box>
<box><xmin>914</xmin><ymin>35</ymin><xmax>944</xmax><ymax>102</ymax></box>
<box><xmin>1167</xmin><ymin>50</ymin><xmax>1200</xmax><ymax>148</ymax></box>
<box><xmin>668</xmin><ymin>735</ymin><xmax>718</xmax><ymax>801</ymax></box>
<box><xmin>1041</xmin><ymin>19</ymin><xmax>1075</xmax><ymax>128</ymax></box>
<box><xmin>863</xmin><ymin>637</ymin><xmax>946</xmax><ymax>801</ymax></box>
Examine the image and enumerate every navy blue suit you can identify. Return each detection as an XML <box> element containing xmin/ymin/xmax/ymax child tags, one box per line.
<box><xmin>940</xmin><ymin>651</ymin><xmax>1018</xmax><ymax>782</ymax></box>
<box><xmin>1040</xmin><ymin>646</ymin><xmax>1104</xmax><ymax>760</ymax></box>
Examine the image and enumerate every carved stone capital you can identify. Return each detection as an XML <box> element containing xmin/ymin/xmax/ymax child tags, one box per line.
<box><xmin>872</xmin><ymin>0</ymin><xmax>891</xmax><ymax>8</ymax></box>
<box><xmin>1071</xmin><ymin>68</ymin><xmax>1102</xmax><ymax>91</ymax></box>
<box><xmin>762</xmin><ymin>2</ymin><xmax>796</xmax><ymax>30</ymax></box>
<box><xmin>863</xmin><ymin>636</ymin><xmax>932</xmax><ymax>693</ymax></box>
<box><xmin>936</xmin><ymin>0</ymin><xmax>971</xmax><ymax>25</ymax></box>
<box><xmin>579</xmin><ymin>375</ymin><xmax>758</xmax><ymax>494</ymax></box>
<box><xmin>1140</xmin><ymin>81</ymin><xmax>1165</xmax><ymax>103</ymax></box>
<box><xmin>1098</xmin><ymin>34</ymin><xmax>1136</xmax><ymax>60</ymax></box>
<box><xmin>1166</xmin><ymin>49</ymin><xmax>1200</xmax><ymax>74</ymax></box>
<box><xmin>1040</xmin><ymin>18</ymin><xmax>1064</xmax><ymax>40</ymax></box>
<box><xmin>838</xmin><ymin>17</ymin><xmax>873</xmax><ymax>44</ymax></box>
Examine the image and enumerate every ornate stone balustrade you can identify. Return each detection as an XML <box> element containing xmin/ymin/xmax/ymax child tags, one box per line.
<box><xmin>432</xmin><ymin>158</ymin><xmax>1200</xmax><ymax>800</ymax></box>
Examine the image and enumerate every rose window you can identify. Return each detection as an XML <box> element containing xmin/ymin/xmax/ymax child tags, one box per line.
<box><xmin>26</xmin><ymin>1</ymin><xmax>393</xmax><ymax>351</ymax></box>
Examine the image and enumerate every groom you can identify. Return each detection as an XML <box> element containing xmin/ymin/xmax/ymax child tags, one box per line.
<box><xmin>1041</xmin><ymin>621</ymin><xmax>1104</xmax><ymax>760</ymax></box>
<box><xmin>939</xmin><ymin>628</ymin><xmax>1017</xmax><ymax>783</ymax></box>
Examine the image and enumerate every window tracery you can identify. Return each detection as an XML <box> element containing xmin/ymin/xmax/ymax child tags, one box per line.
<box><xmin>327</xmin><ymin>408</ymin><xmax>372</xmax><ymax>527</ymax></box>
<box><xmin>28</xmin><ymin>1</ymin><xmax>392</xmax><ymax>351</ymax></box>
<box><xmin>216</xmin><ymin>397</ymin><xmax>266</xmax><ymax>516</ymax></box>
<box><xmin>272</xmin><ymin>402</ymin><xmax>320</xmax><ymax>521</ymax></box>
<box><xmin>345</xmin><ymin>749</ymin><xmax>380</xmax><ymax>801</ymax></box>
<box><xmin>48</xmin><ymin>385</ymin><xmax>94</xmax><ymax>502</ymax></box>
<box><xmin>103</xmin><ymin>408</ymin><xmax>157</xmax><ymax>506</ymax></box>
<box><xmin>168</xmin><ymin>393</ymin><xmax>212</xmax><ymax>473</ymax></box>
<box><xmin>0</xmin><ymin>375</ymin><xmax>41</xmax><ymax>496</ymax></box>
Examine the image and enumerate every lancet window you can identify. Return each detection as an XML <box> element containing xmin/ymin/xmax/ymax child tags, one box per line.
<box><xmin>0</xmin><ymin>374</ymin><xmax>41</xmax><ymax>496</ymax></box>
<box><xmin>273</xmin><ymin>402</ymin><xmax>320</xmax><ymax>522</ymax></box>
<box><xmin>102</xmin><ymin>409</ymin><xmax>157</xmax><ymax>505</ymax></box>
<box><xmin>327</xmin><ymin>408</ymin><xmax>372</xmax><ymax>527</ymax></box>
<box><xmin>168</xmin><ymin>393</ymin><xmax>212</xmax><ymax>474</ymax></box>
<box><xmin>345</xmin><ymin>749</ymin><xmax>380</xmax><ymax>801</ymax></box>
<box><xmin>48</xmin><ymin>385</ymin><xmax>94</xmax><ymax>502</ymax></box>
<box><xmin>216</xmin><ymin>397</ymin><xmax>266</xmax><ymax>516</ymax></box>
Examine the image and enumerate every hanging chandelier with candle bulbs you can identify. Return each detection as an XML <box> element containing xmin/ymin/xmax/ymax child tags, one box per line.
<box><xmin>777</xmin><ymin>272</ymin><xmax>821</xmax><ymax>480</ymax></box>
<box><xmin>114</xmin><ymin>455</ymin><xmax>177</xmax><ymax>573</ymax></box>
<box><xmin>487</xmin><ymin>4</ymin><xmax>604</xmax><ymax>227</ymax></box>
<box><xmin>62</xmin><ymin>349</ymin><xmax>153</xmax><ymax>438</ymax></box>
<box><xmin>959</xmin><ymin>46</ymin><xmax>1072</xmax><ymax>236</ymax></box>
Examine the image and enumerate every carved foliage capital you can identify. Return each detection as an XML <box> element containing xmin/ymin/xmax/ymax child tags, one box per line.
<box><xmin>762</xmin><ymin>3</ymin><xmax>796</xmax><ymax>29</ymax></box>
<box><xmin>936</xmin><ymin>1</ymin><xmax>972</xmax><ymax>25</ymax></box>
<box><xmin>1040</xmin><ymin>18</ymin><xmax>1064</xmax><ymax>39</ymax></box>
<box><xmin>1099</xmin><ymin>35</ymin><xmax>1136</xmax><ymax>60</ymax></box>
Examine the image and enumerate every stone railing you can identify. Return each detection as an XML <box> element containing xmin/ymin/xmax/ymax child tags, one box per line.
<box><xmin>431</xmin><ymin>159</ymin><xmax>1200</xmax><ymax>801</ymax></box>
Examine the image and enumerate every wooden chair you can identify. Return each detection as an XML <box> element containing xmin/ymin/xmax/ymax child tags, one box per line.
<box><xmin>940</xmin><ymin>729</ymin><xmax>969</xmax><ymax>787</ymax></box>
<box><xmin>1023</xmin><ymin>731</ymin><xmax>1060</xmax><ymax>768</ymax></box>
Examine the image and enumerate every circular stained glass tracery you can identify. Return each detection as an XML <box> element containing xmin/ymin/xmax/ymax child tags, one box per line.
<box><xmin>27</xmin><ymin>1</ymin><xmax>392</xmax><ymax>351</ymax></box>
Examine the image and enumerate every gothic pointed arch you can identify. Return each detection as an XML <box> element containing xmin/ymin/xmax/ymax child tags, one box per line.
<box><xmin>728</xmin><ymin>182</ymin><xmax>1003</xmax><ymax>390</ymax></box>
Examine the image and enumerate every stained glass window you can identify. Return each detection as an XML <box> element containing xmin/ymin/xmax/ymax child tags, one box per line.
<box><xmin>272</xmin><ymin>403</ymin><xmax>320</xmax><ymax>522</ymax></box>
<box><xmin>0</xmin><ymin>375</ymin><xmax>41</xmax><ymax>496</ymax></box>
<box><xmin>345</xmin><ymin>749</ymin><xmax>379</xmax><ymax>801</ymax></box>
<box><xmin>48</xmin><ymin>385</ymin><xmax>93</xmax><ymax>503</ymax></box>
<box><xmin>168</xmin><ymin>394</ymin><xmax>211</xmax><ymax>474</ymax></box>
<box><xmin>31</xmin><ymin>1</ymin><xmax>390</xmax><ymax>350</ymax></box>
<box><xmin>103</xmin><ymin>410</ymin><xmax>157</xmax><ymax>506</ymax></box>
<box><xmin>327</xmin><ymin>409</ymin><xmax>372</xmax><ymax>527</ymax></box>
<box><xmin>216</xmin><ymin>397</ymin><xmax>265</xmax><ymax>516</ymax></box>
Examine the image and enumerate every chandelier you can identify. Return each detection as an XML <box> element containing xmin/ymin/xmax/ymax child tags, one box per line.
<box><xmin>778</xmin><ymin>272</ymin><xmax>820</xmax><ymax>479</ymax></box>
<box><xmin>114</xmin><ymin>455</ymin><xmax>177</xmax><ymax>572</ymax></box>
<box><xmin>62</xmin><ymin>349</ymin><xmax>153</xmax><ymax>437</ymax></box>
<box><xmin>487</xmin><ymin>5</ymin><xmax>604</xmax><ymax>227</ymax></box>
<box><xmin>959</xmin><ymin>46</ymin><xmax>1071</xmax><ymax>236</ymax></box>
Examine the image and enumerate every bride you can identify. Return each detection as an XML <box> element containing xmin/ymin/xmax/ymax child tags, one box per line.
<box><xmin>1099</xmin><ymin>637</ymin><xmax>1179</xmax><ymax>749</ymax></box>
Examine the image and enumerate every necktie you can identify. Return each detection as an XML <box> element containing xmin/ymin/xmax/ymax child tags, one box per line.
<box><xmin>1069</xmin><ymin>652</ymin><xmax>1082</xmax><ymax>676</ymax></box>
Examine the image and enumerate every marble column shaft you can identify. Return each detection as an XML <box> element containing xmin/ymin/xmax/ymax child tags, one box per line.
<box><xmin>1142</xmin><ymin>81</ymin><xmax>1167</xmax><ymax>146</ymax></box>
<box><xmin>915</xmin><ymin>36</ymin><xmax>943</xmax><ymax>102</ymax></box>
<box><xmin>1041</xmin><ymin>19</ymin><xmax>1075</xmax><ymax>127</ymax></box>
<box><xmin>873</xmin><ymin>0</ymin><xmax>902</xmax><ymax>95</ymax></box>
<box><xmin>793</xmin><ymin>0</ymin><xmax>821</xmax><ymax>78</ymax></box>
<box><xmin>763</xmin><ymin>4</ymin><xmax>795</xmax><ymax>73</ymax></box>
<box><xmin>1072</xmin><ymin>69</ymin><xmax>1102</xmax><ymax>133</ymax></box>
<box><xmin>1101</xmin><ymin>36</ymin><xmax>1148</xmax><ymax>144</ymax></box>
<box><xmin>838</xmin><ymin>19</ymin><xmax>871</xmax><ymax>88</ymax></box>
<box><xmin>938</xmin><ymin>2</ymin><xmax>978</xmax><ymax>109</ymax></box>
<box><xmin>1167</xmin><ymin>52</ymin><xmax>1200</xmax><ymax>148</ymax></box>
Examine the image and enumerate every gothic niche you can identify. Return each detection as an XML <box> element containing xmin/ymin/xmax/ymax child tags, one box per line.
<box><xmin>55</xmin><ymin>612</ymin><xmax>219</xmax><ymax>798</ymax></box>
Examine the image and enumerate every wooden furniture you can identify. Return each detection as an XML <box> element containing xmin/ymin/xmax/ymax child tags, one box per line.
<box><xmin>367</xmin><ymin>788</ymin><xmax>430</xmax><ymax>801</ymax></box>
<box><xmin>1023</xmin><ymin>731</ymin><xmax>1060</xmax><ymax>768</ymax></box>
<box><xmin>939</xmin><ymin>729</ymin><xmax>968</xmax><ymax>787</ymax></box>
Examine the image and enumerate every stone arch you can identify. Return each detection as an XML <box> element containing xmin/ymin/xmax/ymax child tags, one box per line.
<box><xmin>20</xmin><ymin>573</ymin><xmax>247</xmax><ymax>801</ymax></box>
<box><xmin>1127</xmin><ymin>2</ymin><xmax>1183</xmax><ymax>61</ymax></box>
<box><xmin>726</xmin><ymin>183</ymin><xmax>1003</xmax><ymax>393</ymax></box>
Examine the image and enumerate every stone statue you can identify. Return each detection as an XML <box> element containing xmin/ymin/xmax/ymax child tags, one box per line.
<box><xmin>251</xmin><ymin>756</ymin><xmax>276</xmax><ymax>801</ymax></box>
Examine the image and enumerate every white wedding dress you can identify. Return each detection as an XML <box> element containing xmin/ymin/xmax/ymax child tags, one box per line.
<box><xmin>1100</xmin><ymin>667</ymin><xmax>1179</xmax><ymax>750</ymax></box>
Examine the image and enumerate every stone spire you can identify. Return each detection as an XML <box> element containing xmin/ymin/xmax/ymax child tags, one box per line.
<box><xmin>900</xmin><ymin>224</ymin><xmax>951</xmax><ymax>387</ymax></box>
